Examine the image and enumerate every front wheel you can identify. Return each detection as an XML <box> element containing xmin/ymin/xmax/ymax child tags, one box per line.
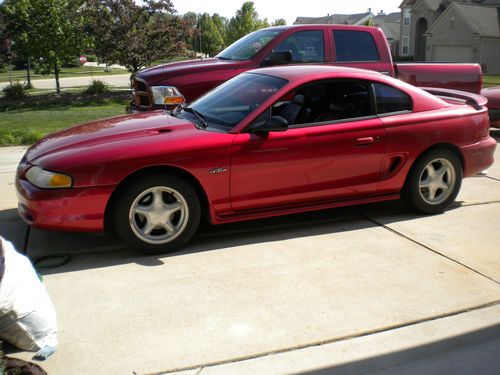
<box><xmin>113</xmin><ymin>174</ymin><xmax>201</xmax><ymax>255</ymax></box>
<box><xmin>402</xmin><ymin>149</ymin><xmax>462</xmax><ymax>214</ymax></box>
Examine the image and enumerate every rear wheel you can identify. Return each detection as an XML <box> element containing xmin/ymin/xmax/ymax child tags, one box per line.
<box><xmin>113</xmin><ymin>174</ymin><xmax>200</xmax><ymax>254</ymax></box>
<box><xmin>402</xmin><ymin>149</ymin><xmax>462</xmax><ymax>214</ymax></box>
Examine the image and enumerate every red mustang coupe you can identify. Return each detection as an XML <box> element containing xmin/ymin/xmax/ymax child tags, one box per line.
<box><xmin>16</xmin><ymin>66</ymin><xmax>496</xmax><ymax>254</ymax></box>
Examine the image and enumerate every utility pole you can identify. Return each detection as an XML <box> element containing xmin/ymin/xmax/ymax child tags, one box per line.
<box><xmin>199</xmin><ymin>25</ymin><xmax>203</xmax><ymax>60</ymax></box>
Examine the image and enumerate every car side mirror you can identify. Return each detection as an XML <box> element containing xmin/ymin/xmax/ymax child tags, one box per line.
<box><xmin>261</xmin><ymin>51</ymin><xmax>292</xmax><ymax>67</ymax></box>
<box><xmin>251</xmin><ymin>116</ymin><xmax>288</xmax><ymax>133</ymax></box>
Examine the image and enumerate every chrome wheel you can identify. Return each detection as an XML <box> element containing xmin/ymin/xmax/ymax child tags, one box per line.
<box><xmin>129</xmin><ymin>186</ymin><xmax>189</xmax><ymax>244</ymax></box>
<box><xmin>418</xmin><ymin>158</ymin><xmax>456</xmax><ymax>205</ymax></box>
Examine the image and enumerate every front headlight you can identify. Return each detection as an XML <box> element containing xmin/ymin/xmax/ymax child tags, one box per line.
<box><xmin>151</xmin><ymin>86</ymin><xmax>185</xmax><ymax>105</ymax></box>
<box><xmin>26</xmin><ymin>166</ymin><xmax>73</xmax><ymax>189</ymax></box>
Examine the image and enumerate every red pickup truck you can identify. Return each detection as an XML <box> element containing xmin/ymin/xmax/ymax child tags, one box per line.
<box><xmin>131</xmin><ymin>24</ymin><xmax>500</xmax><ymax>127</ymax></box>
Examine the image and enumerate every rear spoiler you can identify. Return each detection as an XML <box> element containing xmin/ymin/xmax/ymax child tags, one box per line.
<box><xmin>420</xmin><ymin>87</ymin><xmax>488</xmax><ymax>110</ymax></box>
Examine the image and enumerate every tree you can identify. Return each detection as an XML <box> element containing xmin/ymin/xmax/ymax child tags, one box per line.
<box><xmin>84</xmin><ymin>0</ymin><xmax>188</xmax><ymax>73</ymax></box>
<box><xmin>1</xmin><ymin>0</ymin><xmax>87</xmax><ymax>93</ymax></box>
<box><xmin>211</xmin><ymin>14</ymin><xmax>228</xmax><ymax>46</ymax></box>
<box><xmin>198</xmin><ymin>13</ymin><xmax>224</xmax><ymax>56</ymax></box>
<box><xmin>226</xmin><ymin>2</ymin><xmax>268</xmax><ymax>44</ymax></box>
<box><xmin>364</xmin><ymin>17</ymin><xmax>375</xmax><ymax>27</ymax></box>
<box><xmin>272</xmin><ymin>18</ymin><xmax>287</xmax><ymax>26</ymax></box>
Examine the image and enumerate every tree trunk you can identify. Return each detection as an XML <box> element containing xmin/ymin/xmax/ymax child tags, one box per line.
<box><xmin>26</xmin><ymin>57</ymin><xmax>31</xmax><ymax>88</ymax></box>
<box><xmin>54</xmin><ymin>63</ymin><xmax>61</xmax><ymax>94</ymax></box>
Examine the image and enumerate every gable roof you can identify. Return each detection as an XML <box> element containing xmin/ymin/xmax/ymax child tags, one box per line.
<box><xmin>380</xmin><ymin>22</ymin><xmax>402</xmax><ymax>40</ymax></box>
<box><xmin>427</xmin><ymin>2</ymin><xmax>500</xmax><ymax>37</ymax></box>
<box><xmin>373</xmin><ymin>11</ymin><xmax>401</xmax><ymax>24</ymax></box>
<box><xmin>294</xmin><ymin>12</ymin><xmax>373</xmax><ymax>25</ymax></box>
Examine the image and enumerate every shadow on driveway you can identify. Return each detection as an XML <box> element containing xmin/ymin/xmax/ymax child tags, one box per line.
<box><xmin>0</xmin><ymin>199</ymin><xmax>459</xmax><ymax>276</ymax></box>
<box><xmin>298</xmin><ymin>323</ymin><xmax>500</xmax><ymax>375</ymax></box>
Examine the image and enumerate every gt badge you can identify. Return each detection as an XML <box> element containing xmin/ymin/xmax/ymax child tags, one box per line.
<box><xmin>209</xmin><ymin>167</ymin><xmax>228</xmax><ymax>174</ymax></box>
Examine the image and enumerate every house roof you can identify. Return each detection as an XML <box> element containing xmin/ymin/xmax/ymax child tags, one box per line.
<box><xmin>422</xmin><ymin>0</ymin><xmax>443</xmax><ymax>11</ymax></box>
<box><xmin>294</xmin><ymin>12</ymin><xmax>373</xmax><ymax>25</ymax></box>
<box><xmin>380</xmin><ymin>22</ymin><xmax>402</xmax><ymax>40</ymax></box>
<box><xmin>373</xmin><ymin>11</ymin><xmax>401</xmax><ymax>23</ymax></box>
<box><xmin>427</xmin><ymin>2</ymin><xmax>500</xmax><ymax>37</ymax></box>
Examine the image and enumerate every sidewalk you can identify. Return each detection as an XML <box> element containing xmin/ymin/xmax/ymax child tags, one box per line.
<box><xmin>0</xmin><ymin>132</ymin><xmax>499</xmax><ymax>374</ymax></box>
<box><xmin>0</xmin><ymin>74</ymin><xmax>131</xmax><ymax>90</ymax></box>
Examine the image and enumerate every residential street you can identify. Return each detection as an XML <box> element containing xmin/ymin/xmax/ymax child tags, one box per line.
<box><xmin>0</xmin><ymin>130</ymin><xmax>499</xmax><ymax>374</ymax></box>
<box><xmin>0</xmin><ymin>73</ymin><xmax>131</xmax><ymax>90</ymax></box>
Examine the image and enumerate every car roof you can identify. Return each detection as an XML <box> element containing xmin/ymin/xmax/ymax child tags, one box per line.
<box><xmin>247</xmin><ymin>65</ymin><xmax>383</xmax><ymax>82</ymax></box>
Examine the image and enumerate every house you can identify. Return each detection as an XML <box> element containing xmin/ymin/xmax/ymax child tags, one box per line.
<box><xmin>426</xmin><ymin>3</ymin><xmax>500</xmax><ymax>73</ymax></box>
<box><xmin>294</xmin><ymin>11</ymin><xmax>375</xmax><ymax>26</ymax></box>
<box><xmin>372</xmin><ymin>12</ymin><xmax>402</xmax><ymax>56</ymax></box>
<box><xmin>294</xmin><ymin>10</ymin><xmax>401</xmax><ymax>56</ymax></box>
<box><xmin>399</xmin><ymin>0</ymin><xmax>500</xmax><ymax>73</ymax></box>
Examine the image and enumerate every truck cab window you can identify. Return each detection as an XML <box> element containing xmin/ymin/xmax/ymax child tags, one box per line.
<box><xmin>272</xmin><ymin>30</ymin><xmax>324</xmax><ymax>63</ymax></box>
<box><xmin>333</xmin><ymin>30</ymin><xmax>379</xmax><ymax>62</ymax></box>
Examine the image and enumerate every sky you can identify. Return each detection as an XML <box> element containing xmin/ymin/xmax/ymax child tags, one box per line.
<box><xmin>172</xmin><ymin>0</ymin><xmax>402</xmax><ymax>25</ymax></box>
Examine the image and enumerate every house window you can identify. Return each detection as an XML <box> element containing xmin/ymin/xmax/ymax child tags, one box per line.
<box><xmin>402</xmin><ymin>36</ymin><xmax>409</xmax><ymax>56</ymax></box>
<box><xmin>403</xmin><ymin>9</ymin><xmax>410</xmax><ymax>26</ymax></box>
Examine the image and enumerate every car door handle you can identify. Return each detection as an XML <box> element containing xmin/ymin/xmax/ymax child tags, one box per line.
<box><xmin>355</xmin><ymin>137</ymin><xmax>375</xmax><ymax>146</ymax></box>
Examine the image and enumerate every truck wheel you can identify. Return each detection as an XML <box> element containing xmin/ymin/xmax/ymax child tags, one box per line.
<box><xmin>113</xmin><ymin>174</ymin><xmax>200</xmax><ymax>255</ymax></box>
<box><xmin>402</xmin><ymin>149</ymin><xmax>462</xmax><ymax>214</ymax></box>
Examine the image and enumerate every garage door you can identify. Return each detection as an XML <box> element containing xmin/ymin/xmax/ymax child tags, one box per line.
<box><xmin>434</xmin><ymin>45</ymin><xmax>473</xmax><ymax>62</ymax></box>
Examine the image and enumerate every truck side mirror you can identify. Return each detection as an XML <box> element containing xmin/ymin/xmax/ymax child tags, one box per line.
<box><xmin>261</xmin><ymin>51</ymin><xmax>293</xmax><ymax>67</ymax></box>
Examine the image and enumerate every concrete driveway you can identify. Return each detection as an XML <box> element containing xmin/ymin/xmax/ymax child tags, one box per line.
<box><xmin>1</xmin><ymin>131</ymin><xmax>499</xmax><ymax>374</ymax></box>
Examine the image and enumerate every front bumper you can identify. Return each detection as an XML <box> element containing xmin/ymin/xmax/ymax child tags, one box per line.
<box><xmin>16</xmin><ymin>177</ymin><xmax>115</xmax><ymax>232</ymax></box>
<box><xmin>460</xmin><ymin>136</ymin><xmax>497</xmax><ymax>177</ymax></box>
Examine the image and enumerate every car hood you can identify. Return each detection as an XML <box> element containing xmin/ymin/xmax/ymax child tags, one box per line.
<box><xmin>26</xmin><ymin>111</ymin><xmax>198</xmax><ymax>163</ymax></box>
<box><xmin>136</xmin><ymin>58</ymin><xmax>241</xmax><ymax>85</ymax></box>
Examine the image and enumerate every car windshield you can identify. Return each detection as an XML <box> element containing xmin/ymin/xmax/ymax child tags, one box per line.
<box><xmin>187</xmin><ymin>73</ymin><xmax>288</xmax><ymax>130</ymax></box>
<box><xmin>216</xmin><ymin>28</ymin><xmax>284</xmax><ymax>61</ymax></box>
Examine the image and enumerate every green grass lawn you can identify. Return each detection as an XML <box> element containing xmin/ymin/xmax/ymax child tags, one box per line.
<box><xmin>483</xmin><ymin>75</ymin><xmax>500</xmax><ymax>88</ymax></box>
<box><xmin>0</xmin><ymin>91</ymin><xmax>130</xmax><ymax>146</ymax></box>
<box><xmin>0</xmin><ymin>65</ymin><xmax>129</xmax><ymax>83</ymax></box>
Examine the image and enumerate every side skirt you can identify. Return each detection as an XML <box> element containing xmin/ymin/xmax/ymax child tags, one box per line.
<box><xmin>212</xmin><ymin>193</ymin><xmax>400</xmax><ymax>225</ymax></box>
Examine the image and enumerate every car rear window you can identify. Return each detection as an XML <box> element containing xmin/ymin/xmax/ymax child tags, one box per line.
<box><xmin>374</xmin><ymin>83</ymin><xmax>412</xmax><ymax>114</ymax></box>
<box><xmin>333</xmin><ymin>30</ymin><xmax>379</xmax><ymax>62</ymax></box>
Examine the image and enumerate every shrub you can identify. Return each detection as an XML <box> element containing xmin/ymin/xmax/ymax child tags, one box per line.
<box><xmin>85</xmin><ymin>79</ymin><xmax>109</xmax><ymax>94</ymax></box>
<box><xmin>0</xmin><ymin>129</ymin><xmax>44</xmax><ymax>146</ymax></box>
<box><xmin>2</xmin><ymin>82</ymin><xmax>28</xmax><ymax>100</ymax></box>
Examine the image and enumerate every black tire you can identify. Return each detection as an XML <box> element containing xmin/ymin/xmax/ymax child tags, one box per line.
<box><xmin>113</xmin><ymin>173</ymin><xmax>201</xmax><ymax>255</ymax></box>
<box><xmin>402</xmin><ymin>149</ymin><xmax>462</xmax><ymax>214</ymax></box>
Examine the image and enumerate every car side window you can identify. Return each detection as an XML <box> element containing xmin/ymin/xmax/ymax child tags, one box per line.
<box><xmin>373</xmin><ymin>83</ymin><xmax>412</xmax><ymax>115</ymax></box>
<box><xmin>333</xmin><ymin>30</ymin><xmax>379</xmax><ymax>62</ymax></box>
<box><xmin>252</xmin><ymin>80</ymin><xmax>375</xmax><ymax>129</ymax></box>
<box><xmin>273</xmin><ymin>31</ymin><xmax>324</xmax><ymax>63</ymax></box>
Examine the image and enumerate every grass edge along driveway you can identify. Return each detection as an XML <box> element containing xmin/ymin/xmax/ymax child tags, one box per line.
<box><xmin>0</xmin><ymin>91</ymin><xmax>129</xmax><ymax>146</ymax></box>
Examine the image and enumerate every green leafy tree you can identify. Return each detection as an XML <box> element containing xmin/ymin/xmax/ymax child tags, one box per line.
<box><xmin>211</xmin><ymin>13</ymin><xmax>228</xmax><ymax>46</ymax></box>
<box><xmin>84</xmin><ymin>0</ymin><xmax>188</xmax><ymax>73</ymax></box>
<box><xmin>272</xmin><ymin>18</ymin><xmax>287</xmax><ymax>26</ymax></box>
<box><xmin>364</xmin><ymin>17</ymin><xmax>375</xmax><ymax>27</ymax></box>
<box><xmin>1</xmin><ymin>0</ymin><xmax>87</xmax><ymax>93</ymax></box>
<box><xmin>198</xmin><ymin>13</ymin><xmax>224</xmax><ymax>56</ymax></box>
<box><xmin>226</xmin><ymin>2</ymin><xmax>269</xmax><ymax>44</ymax></box>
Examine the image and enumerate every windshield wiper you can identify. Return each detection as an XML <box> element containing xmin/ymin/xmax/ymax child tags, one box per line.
<box><xmin>183</xmin><ymin>107</ymin><xmax>208</xmax><ymax>129</ymax></box>
<box><xmin>216</xmin><ymin>56</ymin><xmax>231</xmax><ymax>60</ymax></box>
